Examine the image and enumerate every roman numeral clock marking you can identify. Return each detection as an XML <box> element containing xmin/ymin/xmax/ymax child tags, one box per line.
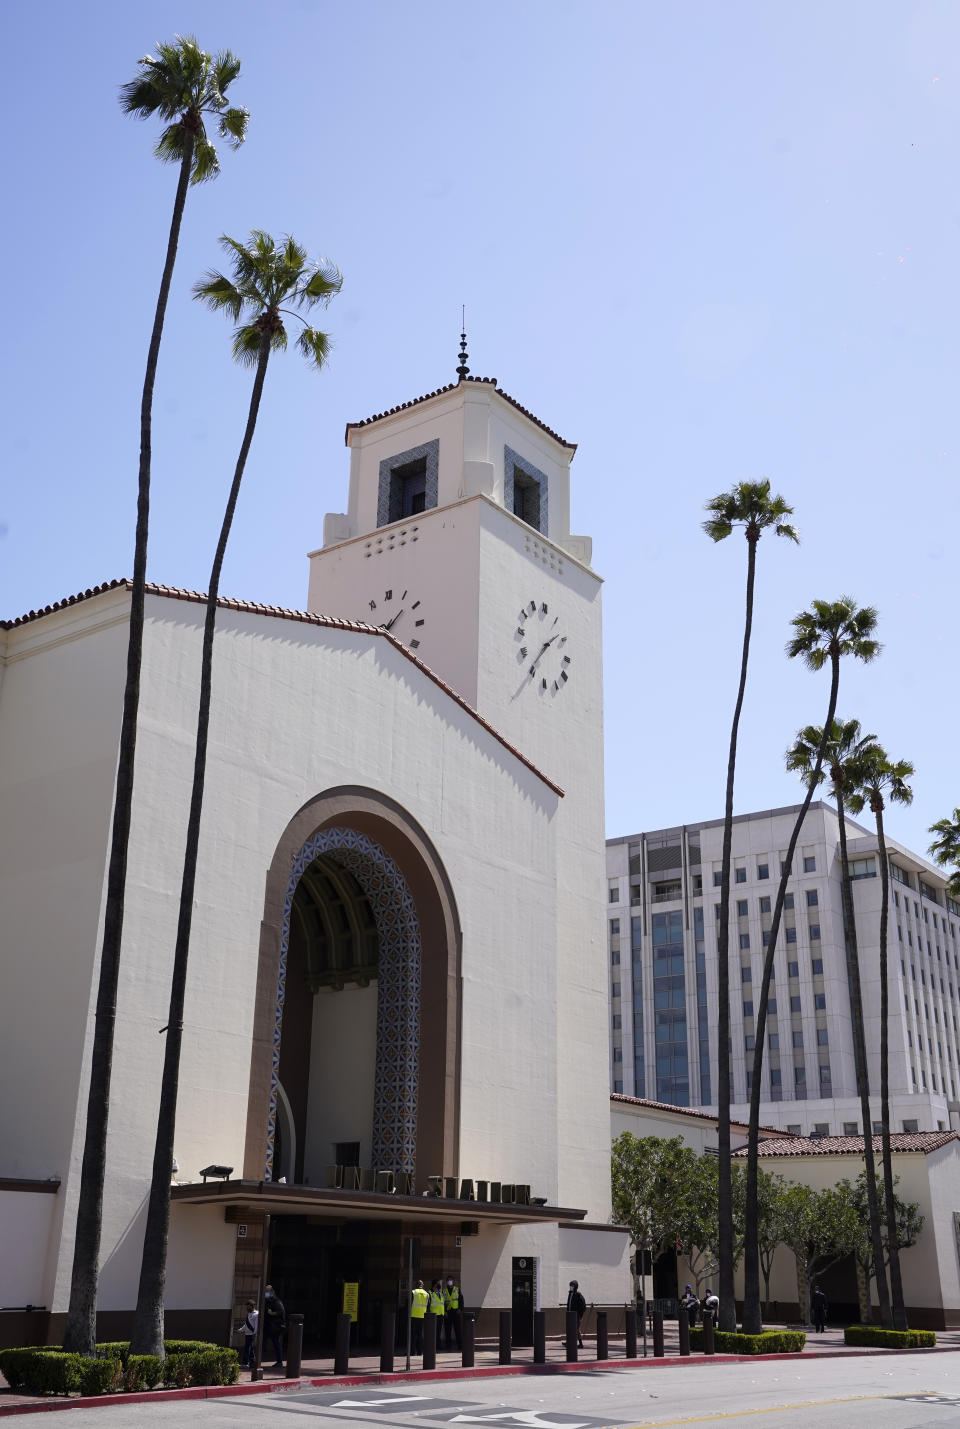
<box><xmin>368</xmin><ymin>588</ymin><xmax>424</xmax><ymax>650</ymax></box>
<box><xmin>514</xmin><ymin>599</ymin><xmax>571</xmax><ymax>695</ymax></box>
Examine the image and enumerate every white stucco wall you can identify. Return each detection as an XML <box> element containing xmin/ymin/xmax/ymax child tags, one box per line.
<box><xmin>0</xmin><ymin>1191</ymin><xmax>60</xmax><ymax>1305</ymax></box>
<box><xmin>304</xmin><ymin>983</ymin><xmax>378</xmax><ymax>1181</ymax></box>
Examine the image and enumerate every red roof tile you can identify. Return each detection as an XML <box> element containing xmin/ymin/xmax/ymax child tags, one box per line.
<box><xmin>345</xmin><ymin>376</ymin><xmax>577</xmax><ymax>453</ymax></box>
<box><xmin>733</xmin><ymin>1131</ymin><xmax>958</xmax><ymax>1157</ymax></box>
<box><xmin>611</xmin><ymin>1094</ymin><xmax>781</xmax><ymax>1137</ymax></box>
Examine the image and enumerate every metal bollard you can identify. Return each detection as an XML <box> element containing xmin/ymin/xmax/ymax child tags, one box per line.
<box><xmin>461</xmin><ymin>1314</ymin><xmax>475</xmax><ymax>1369</ymax></box>
<box><xmin>566</xmin><ymin>1310</ymin><xmax>579</xmax><ymax>1362</ymax></box>
<box><xmin>678</xmin><ymin>1307</ymin><xmax>690</xmax><ymax>1357</ymax></box>
<box><xmin>702</xmin><ymin>1309</ymin><xmax>715</xmax><ymax>1355</ymax></box>
<box><xmin>334</xmin><ymin>1312</ymin><xmax>351</xmax><ymax>1374</ymax></box>
<box><xmin>499</xmin><ymin>1310</ymin><xmax>512</xmax><ymax>1364</ymax></box>
<box><xmin>652</xmin><ymin>1309</ymin><xmax>664</xmax><ymax>1358</ymax></box>
<box><xmin>533</xmin><ymin>1309</ymin><xmax>546</xmax><ymax>1364</ymax></box>
<box><xmin>285</xmin><ymin>1313</ymin><xmax>303</xmax><ymax>1379</ymax></box>
<box><xmin>595</xmin><ymin>1309</ymin><xmax>608</xmax><ymax>1360</ymax></box>
<box><xmin>625</xmin><ymin>1307</ymin><xmax>638</xmax><ymax>1359</ymax></box>
<box><xmin>380</xmin><ymin>1310</ymin><xmax>395</xmax><ymax>1373</ymax></box>
<box><xmin>424</xmin><ymin>1313</ymin><xmax>437</xmax><ymax>1370</ymax></box>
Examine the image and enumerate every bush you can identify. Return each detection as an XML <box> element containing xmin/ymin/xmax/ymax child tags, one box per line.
<box><xmin>162</xmin><ymin>1347</ymin><xmax>238</xmax><ymax>1388</ymax></box>
<box><xmin>0</xmin><ymin>1349</ymin><xmax>83</xmax><ymax>1395</ymax></box>
<box><xmin>94</xmin><ymin>1341</ymin><xmax>131</xmax><ymax>1365</ymax></box>
<box><xmin>123</xmin><ymin>1355</ymin><xmax>164</xmax><ymax>1392</ymax></box>
<box><xmin>843</xmin><ymin>1326</ymin><xmax>937</xmax><ymax>1349</ymax></box>
<box><xmin>0</xmin><ymin>1340</ymin><xmax>236</xmax><ymax>1398</ymax></box>
<box><xmin>689</xmin><ymin>1328</ymin><xmax>806</xmax><ymax>1355</ymax></box>
<box><xmin>80</xmin><ymin>1358</ymin><xmax>122</xmax><ymax>1396</ymax></box>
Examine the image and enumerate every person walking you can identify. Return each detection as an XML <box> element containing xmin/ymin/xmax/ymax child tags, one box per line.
<box><xmin>241</xmin><ymin>1300</ymin><xmax>259</xmax><ymax>1369</ymax></box>
<box><xmin>812</xmin><ymin>1284</ymin><xmax>828</xmax><ymax>1333</ymax></box>
<box><xmin>443</xmin><ymin>1276</ymin><xmax>462</xmax><ymax>1351</ymax></box>
<box><xmin>566</xmin><ymin>1279</ymin><xmax>586</xmax><ymax>1348</ymax></box>
<box><xmin>264</xmin><ymin>1285</ymin><xmax>286</xmax><ymax>1368</ymax></box>
<box><xmin>429</xmin><ymin>1279</ymin><xmax>446</xmax><ymax>1346</ymax></box>
<box><xmin>410</xmin><ymin>1280</ymin><xmax>429</xmax><ymax>1354</ymax></box>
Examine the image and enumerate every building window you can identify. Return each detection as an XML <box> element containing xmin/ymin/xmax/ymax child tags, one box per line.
<box><xmin>872</xmin><ymin>1121</ymin><xmax>883</xmax><ymax>1134</ymax></box>
<box><xmin>786</xmin><ymin>1124</ymin><xmax>801</xmax><ymax>1134</ymax></box>
<box><xmin>816</xmin><ymin>1027</ymin><xmax>828</xmax><ymax>1045</ymax></box>
<box><xmin>377</xmin><ymin>439</ymin><xmax>440</xmax><ymax>526</ymax></box>
<box><xmin>743</xmin><ymin>1000</ymin><xmax>754</xmax><ymax>1017</ymax></box>
<box><xmin>745</xmin><ymin>1034</ymin><xmax>756</xmax><ymax>1050</ymax></box>
<box><xmin>768</xmin><ymin>997</ymin><xmax>777</xmax><ymax>1014</ymax></box>
<box><xmin>812</xmin><ymin>957</ymin><xmax>823</xmax><ymax>974</ymax></box>
<box><xmin>614</xmin><ymin>1079</ymin><xmax>623</xmax><ymax>1093</ymax></box>
<box><xmin>810</xmin><ymin>924</ymin><xmax>821</xmax><ymax>942</ymax></box>
<box><xmin>769</xmin><ymin>1033</ymin><xmax>779</xmax><ymax>1049</ymax></box>
<box><xmin>611</xmin><ymin>949</ymin><xmax>621</xmax><ymax>965</ymax></box>
<box><xmin>714</xmin><ymin>871</ymin><xmax>722</xmax><ymax>887</ymax></box>
<box><xmin>782</xmin><ymin>894</ymin><xmax>795</xmax><ymax>912</ymax></box>
<box><xmin>608</xmin><ymin>885</ymin><xmax>619</xmax><ymax>903</ymax></box>
<box><xmin>819</xmin><ymin>1064</ymin><xmax>831</xmax><ymax>1085</ymax></box>
<box><xmin>504</xmin><ymin>446</ymin><xmax>548</xmax><ymax>533</ymax></box>
<box><xmin>806</xmin><ymin>889</ymin><xmax>819</xmax><ymax>907</ymax></box>
<box><xmin>737</xmin><ymin>899</ymin><xmax>748</xmax><ymax>917</ymax></box>
<box><xmin>793</xmin><ymin>1029</ymin><xmax>804</xmax><ymax>1047</ymax></box>
<box><xmin>612</xmin><ymin>1015</ymin><xmax>622</xmax><ymax>1029</ymax></box>
<box><xmin>850</xmin><ymin>856</ymin><xmax>877</xmax><ymax>880</ymax></box>
<box><xmin>796</xmin><ymin>1066</ymin><xmax>807</xmax><ymax>1084</ymax></box>
<box><xmin>814</xmin><ymin>993</ymin><xmax>826</xmax><ymax>1010</ymax></box>
<box><xmin>612</xmin><ymin>982</ymin><xmax>621</xmax><ymax>998</ymax></box>
<box><xmin>804</xmin><ymin>856</ymin><xmax>816</xmax><ymax>873</ymax></box>
<box><xmin>788</xmin><ymin>961</ymin><xmax>800</xmax><ymax>978</ymax></box>
<box><xmin>613</xmin><ymin>1048</ymin><xmax>623</xmax><ymax>1062</ymax></box>
<box><xmin>786</xmin><ymin>927</ymin><xmax>797</xmax><ymax>943</ymax></box>
<box><xmin>735</xmin><ymin>867</ymin><xmax>747</xmax><ymax>883</ymax></box>
<box><xmin>902</xmin><ymin>1119</ymin><xmax>919</xmax><ymax>1133</ymax></box>
<box><xmin>760</xmin><ymin>896</ymin><xmax>771</xmax><ymax>915</ymax></box>
<box><xmin>781</xmin><ymin>859</ymin><xmax>792</xmax><ymax>875</ymax></box>
<box><xmin>812</xmin><ymin>1123</ymin><xmax>829</xmax><ymax>1137</ymax></box>
<box><xmin>739</xmin><ymin>933</ymin><xmax>751</xmax><ymax>950</ymax></box>
<box><xmin>762</xmin><ymin>931</ymin><xmax>771</xmax><ymax>946</ymax></box>
<box><xmin>741</xmin><ymin>966</ymin><xmax>752</xmax><ymax>982</ymax></box>
<box><xmin>610</xmin><ymin>918</ymin><xmax>620</xmax><ymax>934</ymax></box>
<box><xmin>758</xmin><ymin>863</ymin><xmax>769</xmax><ymax>880</ymax></box>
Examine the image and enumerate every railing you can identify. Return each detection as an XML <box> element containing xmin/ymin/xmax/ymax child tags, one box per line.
<box><xmin>650</xmin><ymin>890</ymin><xmax>682</xmax><ymax>904</ymax></box>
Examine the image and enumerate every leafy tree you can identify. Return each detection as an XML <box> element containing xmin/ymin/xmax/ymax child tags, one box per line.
<box><xmin>779</xmin><ymin>1182</ymin><xmax>860</xmax><ymax>1323</ymax></box>
<box><xmin>786</xmin><ymin>717</ymin><xmax>891</xmax><ymax>1327</ymax></box>
<box><xmin>702</xmin><ymin>481</ymin><xmax>798</xmax><ymax>1328</ymax></box>
<box><xmin>612</xmin><ymin>1134</ymin><xmax>709</xmax><ymax>1303</ymax></box>
<box><xmin>679</xmin><ymin>1156</ymin><xmax>748</xmax><ymax>1296</ymax></box>
<box><xmin>928</xmin><ymin>809</ymin><xmax>960</xmax><ymax>899</ymax></box>
<box><xmin>129</xmin><ymin>233</ymin><xmax>340</xmax><ymax>1356</ymax></box>
<box><xmin>839</xmin><ymin>1171</ymin><xmax>923</xmax><ymax>1324</ymax></box>
<box><xmin>63</xmin><ymin>37</ymin><xmax>248</xmax><ymax>1357</ymax></box>
<box><xmin>846</xmin><ymin>745</ymin><xmax>915</xmax><ymax>1330</ymax></box>
<box><xmin>754</xmin><ymin>1169</ymin><xmax>791</xmax><ymax>1317</ymax></box>
<box><xmin>741</xmin><ymin>597</ymin><xmax>880</xmax><ymax>1333</ymax></box>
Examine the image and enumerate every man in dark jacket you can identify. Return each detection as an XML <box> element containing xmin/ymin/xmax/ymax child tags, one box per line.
<box><xmin>566</xmin><ymin>1280</ymin><xmax>586</xmax><ymax>1348</ymax></box>
<box><xmin>811</xmin><ymin>1284</ymin><xmax>828</xmax><ymax>1333</ymax></box>
<box><xmin>264</xmin><ymin>1284</ymin><xmax>286</xmax><ymax>1368</ymax></box>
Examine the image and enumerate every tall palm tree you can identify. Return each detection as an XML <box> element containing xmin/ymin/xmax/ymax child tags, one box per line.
<box><xmin>64</xmin><ymin>38</ymin><xmax>248</xmax><ymax>1357</ymax></box>
<box><xmin>786</xmin><ymin>717</ymin><xmax>892</xmax><ymax>1327</ymax></box>
<box><xmin>929</xmin><ymin>810</ymin><xmax>960</xmax><ymax>899</ymax></box>
<box><xmin>741</xmin><ymin>598</ymin><xmax>880</xmax><ymax>1334</ymax></box>
<box><xmin>702</xmin><ymin>481</ymin><xmax>797</xmax><ymax>1329</ymax></box>
<box><xmin>846</xmin><ymin>744</ymin><xmax>915</xmax><ymax>1331</ymax></box>
<box><xmin>130</xmin><ymin>233</ymin><xmax>341</xmax><ymax>1356</ymax></box>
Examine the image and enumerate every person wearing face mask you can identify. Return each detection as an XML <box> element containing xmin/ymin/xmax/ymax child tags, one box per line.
<box><xmin>443</xmin><ymin>1275</ymin><xmax>462</xmax><ymax>1351</ymax></box>
<box><xmin>566</xmin><ymin>1279</ymin><xmax>586</xmax><ymax>1348</ymax></box>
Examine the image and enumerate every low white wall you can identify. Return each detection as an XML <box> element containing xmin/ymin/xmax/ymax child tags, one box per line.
<box><xmin>0</xmin><ymin>1192</ymin><xmax>58</xmax><ymax>1305</ymax></box>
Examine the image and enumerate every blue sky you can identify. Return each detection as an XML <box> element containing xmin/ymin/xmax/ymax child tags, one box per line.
<box><xmin>2</xmin><ymin>0</ymin><xmax>958</xmax><ymax>857</ymax></box>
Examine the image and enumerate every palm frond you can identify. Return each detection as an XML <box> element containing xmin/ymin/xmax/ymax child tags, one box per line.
<box><xmin>297</xmin><ymin>326</ymin><xmax>332</xmax><ymax>369</ymax></box>
<box><xmin>192</xmin><ymin>270</ymin><xmax>245</xmax><ymax>319</ymax></box>
<box><xmin>231</xmin><ymin>324</ymin><xmax>268</xmax><ymax>367</ymax></box>
<box><xmin>218</xmin><ymin>106</ymin><xmax>249</xmax><ymax>147</ymax></box>
<box><xmin>191</xmin><ymin>133</ymin><xmax>220</xmax><ymax>184</ymax></box>
<box><xmin>154</xmin><ymin>123</ymin><xmax>189</xmax><ymax>166</ymax></box>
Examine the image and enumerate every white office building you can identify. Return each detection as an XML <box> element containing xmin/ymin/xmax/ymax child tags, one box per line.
<box><xmin>606</xmin><ymin>803</ymin><xmax>960</xmax><ymax>1138</ymax></box>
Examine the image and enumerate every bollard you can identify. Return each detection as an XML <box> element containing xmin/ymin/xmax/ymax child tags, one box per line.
<box><xmin>533</xmin><ymin>1309</ymin><xmax>546</xmax><ymax>1364</ymax></box>
<box><xmin>461</xmin><ymin>1314</ymin><xmax>475</xmax><ymax>1369</ymax></box>
<box><xmin>678</xmin><ymin>1306</ymin><xmax>690</xmax><ymax>1357</ymax></box>
<box><xmin>380</xmin><ymin>1309</ymin><xmax>395</xmax><ymax>1373</ymax></box>
<box><xmin>596</xmin><ymin>1310</ymin><xmax>608</xmax><ymax>1361</ymax></box>
<box><xmin>702</xmin><ymin>1309</ymin><xmax>715</xmax><ymax>1356</ymax></box>
<box><xmin>652</xmin><ymin>1309</ymin><xmax>664</xmax><ymax>1358</ymax></box>
<box><xmin>334</xmin><ymin>1312</ymin><xmax>351</xmax><ymax>1374</ymax></box>
<box><xmin>285</xmin><ymin>1314</ymin><xmax>304</xmax><ymax>1379</ymax></box>
<box><xmin>424</xmin><ymin>1312</ymin><xmax>437</xmax><ymax>1370</ymax></box>
<box><xmin>625</xmin><ymin>1307</ymin><xmax>638</xmax><ymax>1359</ymax></box>
<box><xmin>566</xmin><ymin>1310</ymin><xmax>579</xmax><ymax>1362</ymax></box>
<box><xmin>499</xmin><ymin>1310</ymin><xmax>512</xmax><ymax>1365</ymax></box>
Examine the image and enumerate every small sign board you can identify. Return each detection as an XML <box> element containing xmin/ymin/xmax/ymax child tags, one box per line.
<box><xmin>343</xmin><ymin>1281</ymin><xmax>359</xmax><ymax>1322</ymax></box>
<box><xmin>237</xmin><ymin>1224</ymin><xmax>247</xmax><ymax>1239</ymax></box>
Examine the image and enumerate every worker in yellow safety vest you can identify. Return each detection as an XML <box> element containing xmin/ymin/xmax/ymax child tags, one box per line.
<box><xmin>429</xmin><ymin>1280</ymin><xmax>445</xmax><ymax>1344</ymax></box>
<box><xmin>443</xmin><ymin>1277</ymin><xmax>462</xmax><ymax>1351</ymax></box>
<box><xmin>410</xmin><ymin>1280</ymin><xmax>429</xmax><ymax>1354</ymax></box>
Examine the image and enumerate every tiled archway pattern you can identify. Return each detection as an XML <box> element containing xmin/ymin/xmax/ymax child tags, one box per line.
<box><xmin>267</xmin><ymin>827</ymin><xmax>422</xmax><ymax>1178</ymax></box>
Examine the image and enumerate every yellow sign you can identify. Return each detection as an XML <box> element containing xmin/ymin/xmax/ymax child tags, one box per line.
<box><xmin>342</xmin><ymin>1281</ymin><xmax>359</xmax><ymax>1323</ymax></box>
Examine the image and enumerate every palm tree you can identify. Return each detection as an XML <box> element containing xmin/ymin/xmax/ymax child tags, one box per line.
<box><xmin>741</xmin><ymin>597</ymin><xmax>880</xmax><ymax>1334</ymax></box>
<box><xmin>785</xmin><ymin>717</ymin><xmax>892</xmax><ymax>1328</ymax></box>
<box><xmin>129</xmin><ymin>233</ymin><xmax>341</xmax><ymax>1356</ymax></box>
<box><xmin>929</xmin><ymin>810</ymin><xmax>960</xmax><ymax>899</ymax></box>
<box><xmin>63</xmin><ymin>38</ymin><xmax>248</xmax><ymax>1356</ymax></box>
<box><xmin>846</xmin><ymin>744</ymin><xmax>915</xmax><ymax>1331</ymax></box>
<box><xmin>702</xmin><ymin>481</ymin><xmax>798</xmax><ymax>1329</ymax></box>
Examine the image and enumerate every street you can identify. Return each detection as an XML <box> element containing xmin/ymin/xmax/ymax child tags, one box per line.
<box><xmin>8</xmin><ymin>1353</ymin><xmax>960</xmax><ymax>1428</ymax></box>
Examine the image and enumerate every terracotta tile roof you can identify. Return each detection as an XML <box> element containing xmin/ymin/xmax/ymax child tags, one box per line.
<box><xmin>732</xmin><ymin>1131</ymin><xmax>959</xmax><ymax>1157</ymax></box>
<box><xmin>344</xmin><ymin>375</ymin><xmax>577</xmax><ymax>453</ymax></box>
<box><xmin>2</xmin><ymin>580</ymin><xmax>564</xmax><ymax>798</ymax></box>
<box><xmin>611</xmin><ymin>1094</ymin><xmax>781</xmax><ymax>1137</ymax></box>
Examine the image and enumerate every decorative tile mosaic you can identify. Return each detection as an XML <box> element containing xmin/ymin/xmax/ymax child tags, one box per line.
<box><xmin>266</xmin><ymin>827</ymin><xmax>422</xmax><ymax>1179</ymax></box>
<box><xmin>504</xmin><ymin>446</ymin><xmax>549</xmax><ymax>537</ymax></box>
<box><xmin>376</xmin><ymin>439</ymin><xmax>439</xmax><ymax>528</ymax></box>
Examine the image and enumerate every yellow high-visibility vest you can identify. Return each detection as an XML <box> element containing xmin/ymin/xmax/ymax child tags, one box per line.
<box><xmin>444</xmin><ymin>1284</ymin><xmax>461</xmax><ymax>1310</ymax></box>
<box><xmin>411</xmin><ymin>1287</ymin><xmax>429</xmax><ymax>1319</ymax></box>
<box><xmin>430</xmin><ymin>1289</ymin><xmax>444</xmax><ymax>1315</ymax></box>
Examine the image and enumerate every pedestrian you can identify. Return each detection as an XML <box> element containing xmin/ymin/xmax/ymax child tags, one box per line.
<box><xmin>443</xmin><ymin>1275</ymin><xmax>462</xmax><ymax>1351</ymax></box>
<box><xmin>566</xmin><ymin>1279</ymin><xmax>586</xmax><ymax>1348</ymax></box>
<box><xmin>812</xmin><ymin>1284</ymin><xmax>828</xmax><ymax>1333</ymax></box>
<box><xmin>681</xmin><ymin>1284</ymin><xmax>699</xmax><ymax>1327</ymax></box>
<box><xmin>411</xmin><ymin>1279</ymin><xmax>428</xmax><ymax>1353</ymax></box>
<box><xmin>701</xmin><ymin>1288</ymin><xmax>719</xmax><ymax>1321</ymax></box>
<box><xmin>429</xmin><ymin>1279</ymin><xmax>446</xmax><ymax>1345</ymax></box>
<box><xmin>264</xmin><ymin>1284</ymin><xmax>286</xmax><ymax>1368</ymax></box>
<box><xmin>241</xmin><ymin>1299</ymin><xmax>258</xmax><ymax>1369</ymax></box>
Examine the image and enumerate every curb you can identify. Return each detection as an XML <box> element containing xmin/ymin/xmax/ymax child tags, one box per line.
<box><xmin>1</xmin><ymin>1344</ymin><xmax>955</xmax><ymax>1417</ymax></box>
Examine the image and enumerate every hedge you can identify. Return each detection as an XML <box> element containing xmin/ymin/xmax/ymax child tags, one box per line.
<box><xmin>0</xmin><ymin>1341</ymin><xmax>238</xmax><ymax>1397</ymax></box>
<box><xmin>689</xmin><ymin>1328</ymin><xmax>806</xmax><ymax>1355</ymax></box>
<box><xmin>843</xmin><ymin>1326</ymin><xmax>937</xmax><ymax>1349</ymax></box>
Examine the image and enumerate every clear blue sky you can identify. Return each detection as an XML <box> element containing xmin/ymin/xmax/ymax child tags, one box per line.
<box><xmin>2</xmin><ymin>1</ymin><xmax>957</xmax><ymax>857</ymax></box>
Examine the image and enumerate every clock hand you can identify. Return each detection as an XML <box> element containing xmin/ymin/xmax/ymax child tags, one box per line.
<box><xmin>383</xmin><ymin>608</ymin><xmax>404</xmax><ymax>632</ymax></box>
<box><xmin>528</xmin><ymin>635</ymin><xmax>559</xmax><ymax>675</ymax></box>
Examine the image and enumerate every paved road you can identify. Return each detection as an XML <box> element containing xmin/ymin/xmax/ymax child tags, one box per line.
<box><xmin>8</xmin><ymin>1354</ymin><xmax>960</xmax><ymax>1428</ymax></box>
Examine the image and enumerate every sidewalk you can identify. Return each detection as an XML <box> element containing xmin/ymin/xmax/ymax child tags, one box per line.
<box><xmin>3</xmin><ymin>1326</ymin><xmax>958</xmax><ymax>1416</ymax></box>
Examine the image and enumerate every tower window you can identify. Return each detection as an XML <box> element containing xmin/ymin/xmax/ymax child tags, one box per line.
<box><xmin>377</xmin><ymin>439</ymin><xmax>439</xmax><ymax>527</ymax></box>
<box><xmin>504</xmin><ymin>445</ymin><xmax>548</xmax><ymax>534</ymax></box>
<box><xmin>512</xmin><ymin>469</ymin><xmax>541</xmax><ymax>528</ymax></box>
<box><xmin>397</xmin><ymin>458</ymin><xmax>427</xmax><ymax>516</ymax></box>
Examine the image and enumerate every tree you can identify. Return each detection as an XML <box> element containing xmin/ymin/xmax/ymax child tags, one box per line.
<box><xmin>786</xmin><ymin>716</ymin><xmax>891</xmax><ymax>1327</ymax></box>
<box><xmin>779</xmin><ymin>1182</ymin><xmax>859</xmax><ymax>1323</ymax></box>
<box><xmin>839</xmin><ymin>1171</ymin><xmax>923</xmax><ymax>1324</ymax></box>
<box><xmin>928</xmin><ymin>810</ymin><xmax>960</xmax><ymax>900</ymax></box>
<box><xmin>129</xmin><ymin>233</ymin><xmax>341</xmax><ymax>1355</ymax></box>
<box><xmin>611</xmin><ymin>1134</ymin><xmax>707</xmax><ymax>1304</ymax></box>
<box><xmin>702</xmin><ymin>480</ymin><xmax>798</xmax><ymax>1328</ymax></box>
<box><xmin>679</xmin><ymin>1156</ymin><xmax>748</xmax><ymax>1296</ymax></box>
<box><xmin>846</xmin><ymin>745</ymin><xmax>915</xmax><ymax>1330</ymax></box>
<box><xmin>63</xmin><ymin>38</ymin><xmax>248</xmax><ymax>1356</ymax></box>
<box><xmin>741</xmin><ymin>597</ymin><xmax>880</xmax><ymax>1333</ymax></box>
<box><xmin>754</xmin><ymin>1169</ymin><xmax>791</xmax><ymax>1317</ymax></box>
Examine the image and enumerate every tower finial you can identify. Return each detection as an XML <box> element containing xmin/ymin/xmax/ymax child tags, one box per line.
<box><xmin>456</xmin><ymin>306</ymin><xmax>469</xmax><ymax>380</ymax></box>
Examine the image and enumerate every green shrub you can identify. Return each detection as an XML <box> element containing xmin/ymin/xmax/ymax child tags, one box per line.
<box><xmin>689</xmin><ymin>1328</ymin><xmax>806</xmax><ymax>1355</ymax></box>
<box><xmin>0</xmin><ymin>1349</ymin><xmax>83</xmax><ymax>1395</ymax></box>
<box><xmin>843</xmin><ymin>1326</ymin><xmax>937</xmax><ymax>1349</ymax></box>
<box><xmin>123</xmin><ymin>1355</ymin><xmax>164</xmax><ymax>1392</ymax></box>
<box><xmin>94</xmin><ymin>1341</ymin><xmax>131</xmax><ymax>1366</ymax></box>
<box><xmin>79</xmin><ymin>1357</ymin><xmax>122</xmax><ymax>1396</ymax></box>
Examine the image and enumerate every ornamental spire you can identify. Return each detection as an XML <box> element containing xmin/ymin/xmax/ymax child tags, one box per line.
<box><xmin>456</xmin><ymin>305</ymin><xmax>469</xmax><ymax>380</ymax></box>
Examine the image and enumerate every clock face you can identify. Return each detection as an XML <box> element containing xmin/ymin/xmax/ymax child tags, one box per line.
<box><xmin>367</xmin><ymin>587</ymin><xmax>425</xmax><ymax>651</ymax></box>
<box><xmin>514</xmin><ymin>599</ymin><xmax>572</xmax><ymax>695</ymax></box>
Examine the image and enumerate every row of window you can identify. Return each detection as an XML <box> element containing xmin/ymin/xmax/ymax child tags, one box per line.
<box><xmin>716</xmin><ymin>891</ymin><xmax>817</xmax><ymax>918</ymax></box>
<box><xmin>712</xmin><ymin>855</ymin><xmax>817</xmax><ymax>888</ymax></box>
<box><xmin>742</xmin><ymin>994</ymin><xmax>827</xmax><ymax>1015</ymax></box>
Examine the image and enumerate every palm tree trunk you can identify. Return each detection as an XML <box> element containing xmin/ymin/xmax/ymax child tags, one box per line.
<box><xmin>836</xmin><ymin>790</ymin><xmax>891</xmax><ymax>1327</ymax></box>
<box><xmin>130</xmin><ymin>337</ymin><xmax>271</xmax><ymax>1357</ymax></box>
<box><xmin>875</xmin><ymin>804</ymin><xmax>908</xmax><ymax>1329</ymax></box>
<box><xmin>63</xmin><ymin>133</ymin><xmax>196</xmax><ymax>1356</ymax></box>
<box><xmin>741</xmin><ymin>657</ymin><xmax>840</xmax><ymax>1333</ymax></box>
<box><xmin>716</xmin><ymin>531</ymin><xmax>758</xmax><ymax>1330</ymax></box>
